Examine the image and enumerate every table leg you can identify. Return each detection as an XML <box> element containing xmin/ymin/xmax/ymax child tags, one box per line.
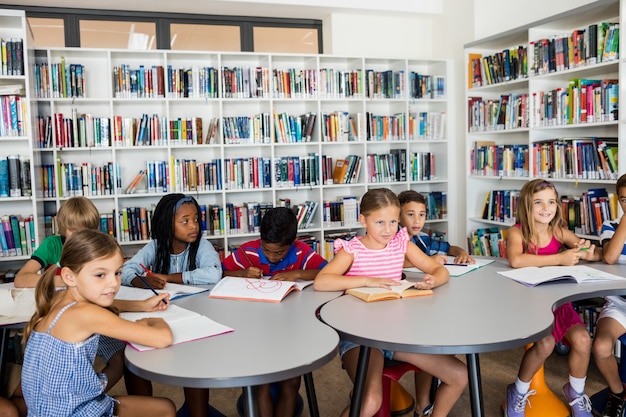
<box><xmin>243</xmin><ymin>385</ymin><xmax>259</xmax><ymax>417</ymax></box>
<box><xmin>466</xmin><ymin>353</ymin><xmax>484</xmax><ymax>417</ymax></box>
<box><xmin>0</xmin><ymin>328</ymin><xmax>9</xmax><ymax>393</ymax></box>
<box><xmin>349</xmin><ymin>345</ymin><xmax>370</xmax><ymax>417</ymax></box>
<box><xmin>303</xmin><ymin>372</ymin><xmax>320</xmax><ymax>417</ymax></box>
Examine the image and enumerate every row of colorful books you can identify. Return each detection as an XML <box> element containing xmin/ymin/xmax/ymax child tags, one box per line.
<box><xmin>1</xmin><ymin>38</ymin><xmax>23</xmax><ymax>77</ymax></box>
<box><xmin>0</xmin><ymin>94</ymin><xmax>27</xmax><ymax>138</ymax></box>
<box><xmin>530</xmin><ymin>78</ymin><xmax>619</xmax><ymax>127</ymax></box>
<box><xmin>272</xmin><ymin>68</ymin><xmax>318</xmax><ymax>99</ymax></box>
<box><xmin>468</xmin><ymin>45</ymin><xmax>529</xmax><ymax>88</ymax></box>
<box><xmin>410</xmin><ymin>152</ymin><xmax>436</xmax><ymax>182</ymax></box>
<box><xmin>469</xmin><ymin>142</ymin><xmax>529</xmax><ymax>178</ymax></box>
<box><xmin>366</xmin><ymin>150</ymin><xmax>407</xmax><ymax>183</ymax></box>
<box><xmin>531</xmin><ymin>137</ymin><xmax>618</xmax><ymax>180</ymax></box>
<box><xmin>330</xmin><ymin>155</ymin><xmax>362</xmax><ymax>185</ymax></box>
<box><xmin>0</xmin><ymin>214</ymin><xmax>35</xmax><ymax>258</ymax></box>
<box><xmin>530</xmin><ymin>21</ymin><xmax>619</xmax><ymax>76</ymax></box>
<box><xmin>468</xmin><ymin>227</ymin><xmax>508</xmax><ymax>258</ymax></box>
<box><xmin>481</xmin><ymin>189</ymin><xmax>520</xmax><ymax>224</ymax></box>
<box><xmin>0</xmin><ymin>155</ymin><xmax>31</xmax><ymax>198</ymax></box>
<box><xmin>467</xmin><ymin>94</ymin><xmax>529</xmax><ymax>132</ymax></box>
<box><xmin>561</xmin><ymin>188</ymin><xmax>619</xmax><ymax>237</ymax></box>
<box><xmin>33</xmin><ymin>59</ymin><xmax>85</xmax><ymax>99</ymax></box>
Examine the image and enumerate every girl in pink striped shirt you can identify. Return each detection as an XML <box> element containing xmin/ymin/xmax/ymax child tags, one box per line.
<box><xmin>314</xmin><ymin>188</ymin><xmax>467</xmax><ymax>417</ymax></box>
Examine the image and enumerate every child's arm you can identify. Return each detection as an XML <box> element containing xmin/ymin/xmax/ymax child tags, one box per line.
<box><xmin>602</xmin><ymin>216</ymin><xmax>626</xmax><ymax>264</ymax></box>
<box><xmin>15</xmin><ymin>259</ymin><xmax>65</xmax><ymax>288</ymax></box>
<box><xmin>179</xmin><ymin>239</ymin><xmax>223</xmax><ymax>285</ymax></box>
<box><xmin>507</xmin><ymin>226</ymin><xmax>587</xmax><ymax>267</ymax></box>
<box><xmin>313</xmin><ymin>249</ymin><xmax>403</xmax><ymax>292</ymax></box>
<box><xmin>113</xmin><ymin>293</ymin><xmax>171</xmax><ymax>312</ymax></box>
<box><xmin>272</xmin><ymin>268</ymin><xmax>320</xmax><ymax>281</ymax></box>
<box><xmin>405</xmin><ymin>243</ymin><xmax>449</xmax><ymax>290</ymax></box>
<box><xmin>448</xmin><ymin>245</ymin><xmax>475</xmax><ymax>264</ymax></box>
<box><xmin>60</xmin><ymin>302</ymin><xmax>173</xmax><ymax>349</ymax></box>
<box><xmin>121</xmin><ymin>241</ymin><xmax>167</xmax><ymax>289</ymax></box>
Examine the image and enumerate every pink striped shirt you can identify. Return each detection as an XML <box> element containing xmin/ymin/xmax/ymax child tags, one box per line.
<box><xmin>334</xmin><ymin>227</ymin><xmax>409</xmax><ymax>280</ymax></box>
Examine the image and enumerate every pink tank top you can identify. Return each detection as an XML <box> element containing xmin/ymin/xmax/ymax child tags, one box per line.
<box><xmin>514</xmin><ymin>224</ymin><xmax>562</xmax><ymax>255</ymax></box>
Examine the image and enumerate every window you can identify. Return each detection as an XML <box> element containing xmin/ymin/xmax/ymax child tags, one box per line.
<box><xmin>253</xmin><ymin>27</ymin><xmax>319</xmax><ymax>54</ymax></box>
<box><xmin>79</xmin><ymin>20</ymin><xmax>156</xmax><ymax>49</ymax></box>
<box><xmin>170</xmin><ymin>23</ymin><xmax>240</xmax><ymax>51</ymax></box>
<box><xmin>27</xmin><ymin>17</ymin><xmax>64</xmax><ymax>48</ymax></box>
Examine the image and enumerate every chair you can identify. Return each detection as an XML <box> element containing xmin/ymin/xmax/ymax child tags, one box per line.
<box><xmin>375</xmin><ymin>359</ymin><xmax>419</xmax><ymax>417</ymax></box>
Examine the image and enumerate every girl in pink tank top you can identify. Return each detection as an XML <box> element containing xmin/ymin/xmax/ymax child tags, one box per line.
<box><xmin>314</xmin><ymin>188</ymin><xmax>467</xmax><ymax>417</ymax></box>
<box><xmin>504</xmin><ymin>179</ymin><xmax>602</xmax><ymax>417</ymax></box>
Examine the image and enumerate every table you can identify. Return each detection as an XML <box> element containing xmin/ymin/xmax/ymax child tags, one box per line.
<box><xmin>125</xmin><ymin>287</ymin><xmax>341</xmax><ymax>417</ymax></box>
<box><xmin>318</xmin><ymin>260</ymin><xmax>626</xmax><ymax>417</ymax></box>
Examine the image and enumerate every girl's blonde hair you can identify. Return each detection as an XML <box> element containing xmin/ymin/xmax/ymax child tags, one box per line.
<box><xmin>23</xmin><ymin>229</ymin><xmax>122</xmax><ymax>345</ymax></box>
<box><xmin>360</xmin><ymin>188</ymin><xmax>400</xmax><ymax>217</ymax></box>
<box><xmin>56</xmin><ymin>196</ymin><xmax>100</xmax><ymax>237</ymax></box>
<box><xmin>516</xmin><ymin>179</ymin><xmax>564</xmax><ymax>254</ymax></box>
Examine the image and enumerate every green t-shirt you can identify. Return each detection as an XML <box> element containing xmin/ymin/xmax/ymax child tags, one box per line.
<box><xmin>31</xmin><ymin>235</ymin><xmax>64</xmax><ymax>270</ymax></box>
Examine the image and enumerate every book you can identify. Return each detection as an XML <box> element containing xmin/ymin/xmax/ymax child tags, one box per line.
<box><xmin>115</xmin><ymin>282</ymin><xmax>209</xmax><ymax>301</ymax></box>
<box><xmin>208</xmin><ymin>276</ymin><xmax>313</xmax><ymax>303</ymax></box>
<box><xmin>403</xmin><ymin>257</ymin><xmax>495</xmax><ymax>278</ymax></box>
<box><xmin>345</xmin><ymin>280</ymin><xmax>433</xmax><ymax>302</ymax></box>
<box><xmin>332</xmin><ymin>159</ymin><xmax>348</xmax><ymax>184</ymax></box>
<box><xmin>498</xmin><ymin>265</ymin><xmax>625</xmax><ymax>287</ymax></box>
<box><xmin>0</xmin><ymin>286</ymin><xmax>36</xmax><ymax>325</ymax></box>
<box><xmin>120</xmin><ymin>304</ymin><xmax>233</xmax><ymax>351</ymax></box>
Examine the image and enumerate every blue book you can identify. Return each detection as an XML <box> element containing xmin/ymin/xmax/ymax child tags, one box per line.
<box><xmin>0</xmin><ymin>159</ymin><xmax>8</xmax><ymax>197</ymax></box>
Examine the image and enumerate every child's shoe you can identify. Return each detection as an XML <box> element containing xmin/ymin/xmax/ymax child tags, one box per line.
<box><xmin>504</xmin><ymin>383</ymin><xmax>535</xmax><ymax>417</ymax></box>
<box><xmin>603</xmin><ymin>390</ymin><xmax>626</xmax><ymax>417</ymax></box>
<box><xmin>562</xmin><ymin>383</ymin><xmax>592</xmax><ymax>417</ymax></box>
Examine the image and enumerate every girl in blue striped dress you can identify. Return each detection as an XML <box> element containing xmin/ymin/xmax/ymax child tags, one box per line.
<box><xmin>21</xmin><ymin>230</ymin><xmax>175</xmax><ymax>417</ymax></box>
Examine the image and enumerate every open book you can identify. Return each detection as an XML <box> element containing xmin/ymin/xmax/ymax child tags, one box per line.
<box><xmin>498</xmin><ymin>265</ymin><xmax>626</xmax><ymax>287</ymax></box>
<box><xmin>345</xmin><ymin>280</ymin><xmax>433</xmax><ymax>302</ymax></box>
<box><xmin>120</xmin><ymin>305</ymin><xmax>233</xmax><ymax>351</ymax></box>
<box><xmin>403</xmin><ymin>257</ymin><xmax>495</xmax><ymax>278</ymax></box>
<box><xmin>208</xmin><ymin>276</ymin><xmax>313</xmax><ymax>303</ymax></box>
<box><xmin>116</xmin><ymin>283</ymin><xmax>208</xmax><ymax>301</ymax></box>
<box><xmin>0</xmin><ymin>287</ymin><xmax>35</xmax><ymax>325</ymax></box>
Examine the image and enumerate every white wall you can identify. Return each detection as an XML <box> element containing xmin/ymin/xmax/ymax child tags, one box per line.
<box><xmin>322</xmin><ymin>13</ymin><xmax>433</xmax><ymax>58</ymax></box>
<box><xmin>473</xmin><ymin>0</ymin><xmax>596</xmax><ymax>40</ymax></box>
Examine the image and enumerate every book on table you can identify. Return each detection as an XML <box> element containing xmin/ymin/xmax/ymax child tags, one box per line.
<box><xmin>0</xmin><ymin>285</ymin><xmax>35</xmax><ymax>325</ymax></box>
<box><xmin>497</xmin><ymin>265</ymin><xmax>626</xmax><ymax>287</ymax></box>
<box><xmin>115</xmin><ymin>282</ymin><xmax>208</xmax><ymax>301</ymax></box>
<box><xmin>120</xmin><ymin>305</ymin><xmax>233</xmax><ymax>351</ymax></box>
<box><xmin>208</xmin><ymin>276</ymin><xmax>313</xmax><ymax>303</ymax></box>
<box><xmin>403</xmin><ymin>257</ymin><xmax>495</xmax><ymax>278</ymax></box>
<box><xmin>345</xmin><ymin>280</ymin><xmax>433</xmax><ymax>302</ymax></box>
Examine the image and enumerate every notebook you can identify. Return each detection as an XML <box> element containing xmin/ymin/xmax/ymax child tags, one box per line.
<box><xmin>208</xmin><ymin>276</ymin><xmax>313</xmax><ymax>303</ymax></box>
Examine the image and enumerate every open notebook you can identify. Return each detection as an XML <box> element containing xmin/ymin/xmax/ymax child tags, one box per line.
<box><xmin>0</xmin><ymin>286</ymin><xmax>35</xmax><ymax>325</ymax></box>
<box><xmin>116</xmin><ymin>282</ymin><xmax>208</xmax><ymax>301</ymax></box>
<box><xmin>120</xmin><ymin>305</ymin><xmax>233</xmax><ymax>351</ymax></box>
<box><xmin>403</xmin><ymin>256</ymin><xmax>495</xmax><ymax>278</ymax></box>
<box><xmin>498</xmin><ymin>265</ymin><xmax>626</xmax><ymax>287</ymax></box>
<box><xmin>209</xmin><ymin>276</ymin><xmax>313</xmax><ymax>303</ymax></box>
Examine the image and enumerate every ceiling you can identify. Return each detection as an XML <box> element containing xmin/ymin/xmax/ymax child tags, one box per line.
<box><xmin>4</xmin><ymin>0</ymin><xmax>442</xmax><ymax>20</ymax></box>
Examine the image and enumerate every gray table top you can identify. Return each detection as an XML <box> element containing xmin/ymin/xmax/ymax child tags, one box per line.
<box><xmin>125</xmin><ymin>287</ymin><xmax>342</xmax><ymax>388</ymax></box>
<box><xmin>318</xmin><ymin>260</ymin><xmax>626</xmax><ymax>354</ymax></box>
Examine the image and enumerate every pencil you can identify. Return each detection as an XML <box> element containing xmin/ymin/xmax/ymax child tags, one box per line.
<box><xmin>238</xmin><ymin>247</ymin><xmax>262</xmax><ymax>278</ymax></box>
<box><xmin>135</xmin><ymin>273</ymin><xmax>168</xmax><ymax>305</ymax></box>
<box><xmin>139</xmin><ymin>263</ymin><xmax>156</xmax><ymax>277</ymax></box>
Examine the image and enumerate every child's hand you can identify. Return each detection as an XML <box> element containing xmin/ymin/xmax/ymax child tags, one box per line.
<box><xmin>142</xmin><ymin>293</ymin><xmax>170</xmax><ymax>312</ymax></box>
<box><xmin>243</xmin><ymin>267</ymin><xmax>263</xmax><ymax>278</ymax></box>
<box><xmin>454</xmin><ymin>252</ymin><xmax>475</xmax><ymax>264</ymax></box>
<box><xmin>578</xmin><ymin>244</ymin><xmax>596</xmax><ymax>261</ymax></box>
<box><xmin>413</xmin><ymin>274</ymin><xmax>434</xmax><ymax>290</ymax></box>
<box><xmin>364</xmin><ymin>277</ymin><xmax>403</xmax><ymax>289</ymax></box>
<box><xmin>271</xmin><ymin>271</ymin><xmax>299</xmax><ymax>281</ymax></box>
<box><xmin>138</xmin><ymin>273</ymin><xmax>167</xmax><ymax>290</ymax></box>
<box><xmin>560</xmin><ymin>248</ymin><xmax>584</xmax><ymax>266</ymax></box>
<box><xmin>430</xmin><ymin>254</ymin><xmax>447</xmax><ymax>265</ymax></box>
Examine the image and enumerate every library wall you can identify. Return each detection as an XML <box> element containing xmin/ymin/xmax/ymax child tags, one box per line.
<box><xmin>322</xmin><ymin>13</ymin><xmax>433</xmax><ymax>58</ymax></box>
<box><xmin>473</xmin><ymin>0</ymin><xmax>595</xmax><ymax>39</ymax></box>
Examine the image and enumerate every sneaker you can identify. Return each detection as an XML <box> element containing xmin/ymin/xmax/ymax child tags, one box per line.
<box><xmin>413</xmin><ymin>404</ymin><xmax>433</xmax><ymax>417</ymax></box>
<box><xmin>562</xmin><ymin>383</ymin><xmax>593</xmax><ymax>417</ymax></box>
<box><xmin>603</xmin><ymin>391</ymin><xmax>626</xmax><ymax>417</ymax></box>
<box><xmin>504</xmin><ymin>383</ymin><xmax>536</xmax><ymax>417</ymax></box>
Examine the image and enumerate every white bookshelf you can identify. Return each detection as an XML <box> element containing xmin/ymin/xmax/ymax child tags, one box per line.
<box><xmin>24</xmin><ymin>46</ymin><xmax>454</xmax><ymax>260</ymax></box>
<box><xmin>464</xmin><ymin>0</ymin><xmax>624</xmax><ymax>254</ymax></box>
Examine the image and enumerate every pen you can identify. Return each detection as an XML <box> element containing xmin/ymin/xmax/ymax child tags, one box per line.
<box><xmin>239</xmin><ymin>247</ymin><xmax>263</xmax><ymax>278</ymax></box>
<box><xmin>578</xmin><ymin>247</ymin><xmax>590</xmax><ymax>251</ymax></box>
<box><xmin>444</xmin><ymin>263</ymin><xmax>469</xmax><ymax>266</ymax></box>
<box><xmin>139</xmin><ymin>263</ymin><xmax>156</xmax><ymax>277</ymax></box>
<box><xmin>135</xmin><ymin>273</ymin><xmax>168</xmax><ymax>305</ymax></box>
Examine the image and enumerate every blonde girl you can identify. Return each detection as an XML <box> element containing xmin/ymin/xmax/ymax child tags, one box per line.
<box><xmin>314</xmin><ymin>188</ymin><xmax>467</xmax><ymax>417</ymax></box>
<box><xmin>505</xmin><ymin>179</ymin><xmax>600</xmax><ymax>417</ymax></box>
<box><xmin>21</xmin><ymin>229</ymin><xmax>176</xmax><ymax>417</ymax></box>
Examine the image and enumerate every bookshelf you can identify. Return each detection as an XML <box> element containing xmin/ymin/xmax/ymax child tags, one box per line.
<box><xmin>464</xmin><ymin>0</ymin><xmax>624</xmax><ymax>257</ymax></box>
<box><xmin>20</xmin><ymin>45</ymin><xmax>455</xmax><ymax>261</ymax></box>
<box><xmin>0</xmin><ymin>9</ymin><xmax>36</xmax><ymax>263</ymax></box>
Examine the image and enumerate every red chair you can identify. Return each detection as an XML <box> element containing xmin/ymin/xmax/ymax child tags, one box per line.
<box><xmin>375</xmin><ymin>360</ymin><xmax>420</xmax><ymax>417</ymax></box>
